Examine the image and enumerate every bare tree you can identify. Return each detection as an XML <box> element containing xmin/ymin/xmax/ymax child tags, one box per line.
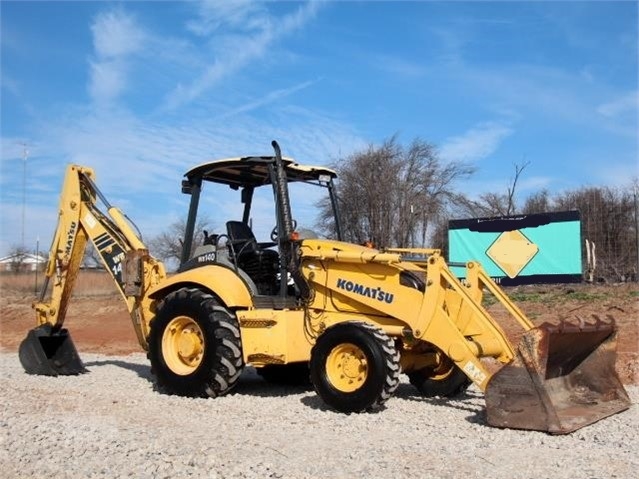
<box><xmin>553</xmin><ymin>186</ymin><xmax>635</xmax><ymax>281</ymax></box>
<box><xmin>522</xmin><ymin>188</ymin><xmax>551</xmax><ymax>214</ymax></box>
<box><xmin>7</xmin><ymin>245</ymin><xmax>31</xmax><ymax>273</ymax></box>
<box><xmin>317</xmin><ymin>136</ymin><xmax>473</xmax><ymax>248</ymax></box>
<box><xmin>504</xmin><ymin>160</ymin><xmax>530</xmax><ymax>215</ymax></box>
<box><xmin>148</xmin><ymin>215</ymin><xmax>214</xmax><ymax>267</ymax></box>
<box><xmin>459</xmin><ymin>160</ymin><xmax>530</xmax><ymax>217</ymax></box>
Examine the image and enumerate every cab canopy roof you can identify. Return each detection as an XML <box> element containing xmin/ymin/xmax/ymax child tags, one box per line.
<box><xmin>185</xmin><ymin>156</ymin><xmax>336</xmax><ymax>189</ymax></box>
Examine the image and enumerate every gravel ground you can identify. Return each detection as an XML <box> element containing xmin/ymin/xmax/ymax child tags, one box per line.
<box><xmin>1</xmin><ymin>351</ymin><xmax>637</xmax><ymax>479</ymax></box>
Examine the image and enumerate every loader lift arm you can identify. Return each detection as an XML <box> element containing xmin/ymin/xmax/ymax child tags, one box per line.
<box><xmin>21</xmin><ymin>165</ymin><xmax>166</xmax><ymax>375</ymax></box>
<box><xmin>393</xmin><ymin>249</ymin><xmax>631</xmax><ymax>433</ymax></box>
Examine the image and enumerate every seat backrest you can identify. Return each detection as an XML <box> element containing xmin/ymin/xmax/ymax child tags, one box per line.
<box><xmin>226</xmin><ymin>220</ymin><xmax>256</xmax><ymax>242</ymax></box>
<box><xmin>226</xmin><ymin>221</ymin><xmax>258</xmax><ymax>254</ymax></box>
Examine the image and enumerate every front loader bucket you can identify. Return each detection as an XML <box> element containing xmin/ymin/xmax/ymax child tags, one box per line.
<box><xmin>18</xmin><ymin>324</ymin><xmax>87</xmax><ymax>376</ymax></box>
<box><xmin>485</xmin><ymin>318</ymin><xmax>631</xmax><ymax>434</ymax></box>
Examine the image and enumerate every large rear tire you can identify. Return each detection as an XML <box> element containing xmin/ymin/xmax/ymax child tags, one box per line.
<box><xmin>310</xmin><ymin>321</ymin><xmax>400</xmax><ymax>413</ymax></box>
<box><xmin>148</xmin><ymin>287</ymin><xmax>244</xmax><ymax>397</ymax></box>
<box><xmin>408</xmin><ymin>349</ymin><xmax>471</xmax><ymax>398</ymax></box>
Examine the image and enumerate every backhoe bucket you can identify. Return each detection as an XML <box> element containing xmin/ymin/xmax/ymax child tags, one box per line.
<box><xmin>485</xmin><ymin>318</ymin><xmax>630</xmax><ymax>434</ymax></box>
<box><xmin>19</xmin><ymin>324</ymin><xmax>87</xmax><ymax>376</ymax></box>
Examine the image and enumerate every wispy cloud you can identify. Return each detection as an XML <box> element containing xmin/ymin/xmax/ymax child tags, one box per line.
<box><xmin>218</xmin><ymin>79</ymin><xmax>320</xmax><ymax>119</ymax></box>
<box><xmin>0</xmin><ymin>1</ymin><xmax>355</xmax><ymax>254</ymax></box>
<box><xmin>439</xmin><ymin>122</ymin><xmax>513</xmax><ymax>163</ymax></box>
<box><xmin>597</xmin><ymin>90</ymin><xmax>638</xmax><ymax>118</ymax></box>
<box><xmin>373</xmin><ymin>55</ymin><xmax>427</xmax><ymax>78</ymax></box>
<box><xmin>518</xmin><ymin>176</ymin><xmax>554</xmax><ymax>192</ymax></box>
<box><xmin>0</xmin><ymin>103</ymin><xmax>365</xmax><ymax>253</ymax></box>
<box><xmin>88</xmin><ymin>9</ymin><xmax>146</xmax><ymax>104</ymax></box>
<box><xmin>164</xmin><ymin>0</ymin><xmax>322</xmax><ymax>110</ymax></box>
<box><xmin>594</xmin><ymin>160</ymin><xmax>639</xmax><ymax>188</ymax></box>
<box><xmin>186</xmin><ymin>0</ymin><xmax>270</xmax><ymax>35</ymax></box>
<box><xmin>0</xmin><ymin>71</ymin><xmax>20</xmax><ymax>98</ymax></box>
<box><xmin>422</xmin><ymin>14</ymin><xmax>635</xmax><ymax>139</ymax></box>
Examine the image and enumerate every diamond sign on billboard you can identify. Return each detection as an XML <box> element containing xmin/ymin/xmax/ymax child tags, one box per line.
<box><xmin>486</xmin><ymin>230</ymin><xmax>539</xmax><ymax>278</ymax></box>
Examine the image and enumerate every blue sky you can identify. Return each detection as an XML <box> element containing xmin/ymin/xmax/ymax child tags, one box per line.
<box><xmin>1</xmin><ymin>0</ymin><xmax>637</xmax><ymax>256</ymax></box>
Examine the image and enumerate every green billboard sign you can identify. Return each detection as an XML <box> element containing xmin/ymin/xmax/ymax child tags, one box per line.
<box><xmin>448</xmin><ymin>210</ymin><xmax>582</xmax><ymax>285</ymax></box>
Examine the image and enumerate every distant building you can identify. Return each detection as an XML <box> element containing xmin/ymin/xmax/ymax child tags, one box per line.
<box><xmin>0</xmin><ymin>253</ymin><xmax>47</xmax><ymax>272</ymax></box>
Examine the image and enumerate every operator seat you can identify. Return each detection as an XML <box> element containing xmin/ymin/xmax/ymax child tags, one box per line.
<box><xmin>226</xmin><ymin>221</ymin><xmax>279</xmax><ymax>295</ymax></box>
<box><xmin>226</xmin><ymin>221</ymin><xmax>260</xmax><ymax>254</ymax></box>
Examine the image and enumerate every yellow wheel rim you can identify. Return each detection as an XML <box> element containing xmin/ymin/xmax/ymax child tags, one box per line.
<box><xmin>325</xmin><ymin>343</ymin><xmax>368</xmax><ymax>393</ymax></box>
<box><xmin>162</xmin><ymin>316</ymin><xmax>205</xmax><ymax>376</ymax></box>
<box><xmin>429</xmin><ymin>351</ymin><xmax>455</xmax><ymax>381</ymax></box>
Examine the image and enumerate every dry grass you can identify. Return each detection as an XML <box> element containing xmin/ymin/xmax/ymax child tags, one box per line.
<box><xmin>0</xmin><ymin>270</ymin><xmax>120</xmax><ymax>298</ymax></box>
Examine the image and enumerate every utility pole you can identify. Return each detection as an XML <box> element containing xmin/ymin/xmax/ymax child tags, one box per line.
<box><xmin>21</xmin><ymin>144</ymin><xmax>29</xmax><ymax>248</ymax></box>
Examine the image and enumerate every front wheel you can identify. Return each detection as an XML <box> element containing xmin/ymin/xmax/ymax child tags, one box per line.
<box><xmin>148</xmin><ymin>287</ymin><xmax>244</xmax><ymax>397</ymax></box>
<box><xmin>310</xmin><ymin>321</ymin><xmax>400</xmax><ymax>413</ymax></box>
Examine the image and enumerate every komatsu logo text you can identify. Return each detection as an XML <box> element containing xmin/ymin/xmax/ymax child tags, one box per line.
<box><xmin>64</xmin><ymin>221</ymin><xmax>77</xmax><ymax>256</ymax></box>
<box><xmin>336</xmin><ymin>278</ymin><xmax>394</xmax><ymax>304</ymax></box>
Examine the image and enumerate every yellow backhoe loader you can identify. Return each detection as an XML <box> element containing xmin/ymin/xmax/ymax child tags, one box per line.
<box><xmin>20</xmin><ymin>141</ymin><xmax>630</xmax><ymax>434</ymax></box>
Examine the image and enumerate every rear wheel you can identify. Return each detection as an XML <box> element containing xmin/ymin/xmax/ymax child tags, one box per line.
<box><xmin>310</xmin><ymin>322</ymin><xmax>400</xmax><ymax>412</ymax></box>
<box><xmin>408</xmin><ymin>349</ymin><xmax>471</xmax><ymax>398</ymax></box>
<box><xmin>148</xmin><ymin>287</ymin><xmax>244</xmax><ymax>397</ymax></box>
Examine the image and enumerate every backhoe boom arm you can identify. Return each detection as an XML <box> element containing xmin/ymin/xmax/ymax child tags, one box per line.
<box><xmin>33</xmin><ymin>165</ymin><xmax>166</xmax><ymax>349</ymax></box>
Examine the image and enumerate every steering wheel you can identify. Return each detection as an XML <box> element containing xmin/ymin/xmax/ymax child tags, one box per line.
<box><xmin>270</xmin><ymin>220</ymin><xmax>297</xmax><ymax>242</ymax></box>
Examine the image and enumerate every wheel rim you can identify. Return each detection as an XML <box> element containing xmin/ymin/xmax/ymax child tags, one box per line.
<box><xmin>162</xmin><ymin>316</ymin><xmax>205</xmax><ymax>376</ymax></box>
<box><xmin>429</xmin><ymin>351</ymin><xmax>455</xmax><ymax>381</ymax></box>
<box><xmin>325</xmin><ymin>343</ymin><xmax>368</xmax><ymax>392</ymax></box>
